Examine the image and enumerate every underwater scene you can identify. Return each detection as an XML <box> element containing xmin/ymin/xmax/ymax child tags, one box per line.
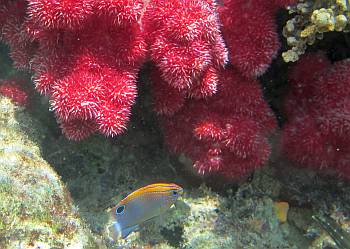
<box><xmin>1</xmin><ymin>0</ymin><xmax>350</xmax><ymax>248</ymax></box>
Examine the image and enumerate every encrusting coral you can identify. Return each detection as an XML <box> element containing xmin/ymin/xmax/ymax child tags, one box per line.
<box><xmin>282</xmin><ymin>0</ymin><xmax>350</xmax><ymax>62</ymax></box>
<box><xmin>0</xmin><ymin>95</ymin><xmax>98</xmax><ymax>248</ymax></box>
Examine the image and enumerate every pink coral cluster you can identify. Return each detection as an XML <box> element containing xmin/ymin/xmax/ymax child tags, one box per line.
<box><xmin>144</xmin><ymin>0</ymin><xmax>228</xmax><ymax>95</ymax></box>
<box><xmin>144</xmin><ymin>0</ymin><xmax>228</xmax><ymax>115</ymax></box>
<box><xmin>0</xmin><ymin>79</ymin><xmax>29</xmax><ymax>106</ymax></box>
<box><xmin>218</xmin><ymin>0</ymin><xmax>296</xmax><ymax>78</ymax></box>
<box><xmin>0</xmin><ymin>0</ymin><xmax>296</xmax><ymax>178</ymax></box>
<box><xmin>281</xmin><ymin>53</ymin><xmax>350</xmax><ymax>179</ymax></box>
<box><xmin>1</xmin><ymin>0</ymin><xmax>146</xmax><ymax>140</ymax></box>
<box><xmin>150</xmin><ymin>0</ymin><xmax>296</xmax><ymax>178</ymax></box>
<box><xmin>159</xmin><ymin>68</ymin><xmax>276</xmax><ymax>178</ymax></box>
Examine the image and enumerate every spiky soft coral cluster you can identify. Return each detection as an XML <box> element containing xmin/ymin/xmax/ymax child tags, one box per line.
<box><xmin>281</xmin><ymin>52</ymin><xmax>350</xmax><ymax>179</ymax></box>
<box><xmin>0</xmin><ymin>0</ymin><xmax>146</xmax><ymax>140</ymax></box>
<box><xmin>144</xmin><ymin>0</ymin><xmax>228</xmax><ymax>114</ymax></box>
<box><xmin>1</xmin><ymin>0</ymin><xmax>229</xmax><ymax>140</ymax></box>
<box><xmin>147</xmin><ymin>0</ymin><xmax>301</xmax><ymax>178</ymax></box>
<box><xmin>0</xmin><ymin>0</ymin><xmax>36</xmax><ymax>69</ymax></box>
<box><xmin>0</xmin><ymin>0</ymin><xmax>293</xmax><ymax>179</ymax></box>
<box><xmin>158</xmin><ymin>68</ymin><xmax>276</xmax><ymax>179</ymax></box>
<box><xmin>218</xmin><ymin>0</ymin><xmax>297</xmax><ymax>78</ymax></box>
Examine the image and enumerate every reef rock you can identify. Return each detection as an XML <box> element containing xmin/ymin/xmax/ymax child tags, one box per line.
<box><xmin>0</xmin><ymin>95</ymin><xmax>98</xmax><ymax>248</ymax></box>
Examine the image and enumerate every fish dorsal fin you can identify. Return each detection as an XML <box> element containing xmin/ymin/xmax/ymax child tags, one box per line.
<box><xmin>122</xmin><ymin>224</ymin><xmax>140</xmax><ymax>239</ymax></box>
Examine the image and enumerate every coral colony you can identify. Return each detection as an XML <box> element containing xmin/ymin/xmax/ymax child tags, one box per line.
<box><xmin>2</xmin><ymin>0</ymin><xmax>348</xmax><ymax>180</ymax></box>
<box><xmin>281</xmin><ymin>52</ymin><xmax>350</xmax><ymax>179</ymax></box>
<box><xmin>0</xmin><ymin>79</ymin><xmax>29</xmax><ymax>106</ymax></box>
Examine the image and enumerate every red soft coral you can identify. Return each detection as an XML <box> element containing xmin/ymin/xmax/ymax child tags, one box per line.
<box><xmin>144</xmin><ymin>0</ymin><xmax>228</xmax><ymax>96</ymax></box>
<box><xmin>219</xmin><ymin>0</ymin><xmax>284</xmax><ymax>78</ymax></box>
<box><xmin>283</xmin><ymin>52</ymin><xmax>331</xmax><ymax>118</ymax></box>
<box><xmin>282</xmin><ymin>53</ymin><xmax>350</xmax><ymax>179</ymax></box>
<box><xmin>96</xmin><ymin>0</ymin><xmax>143</xmax><ymax>25</ymax></box>
<box><xmin>0</xmin><ymin>79</ymin><xmax>29</xmax><ymax>106</ymax></box>
<box><xmin>2</xmin><ymin>0</ymin><xmax>286</xmax><ymax>173</ymax></box>
<box><xmin>48</xmin><ymin>49</ymin><xmax>139</xmax><ymax>139</ymax></box>
<box><xmin>158</xmin><ymin>68</ymin><xmax>276</xmax><ymax>179</ymax></box>
<box><xmin>27</xmin><ymin>0</ymin><xmax>94</xmax><ymax>29</ymax></box>
<box><xmin>1</xmin><ymin>0</ymin><xmax>146</xmax><ymax>140</ymax></box>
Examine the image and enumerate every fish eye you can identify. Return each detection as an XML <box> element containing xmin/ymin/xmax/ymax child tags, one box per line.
<box><xmin>172</xmin><ymin>190</ymin><xmax>178</xmax><ymax>196</ymax></box>
<box><xmin>116</xmin><ymin>205</ymin><xmax>125</xmax><ymax>215</ymax></box>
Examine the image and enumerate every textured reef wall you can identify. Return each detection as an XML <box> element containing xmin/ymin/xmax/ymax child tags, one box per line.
<box><xmin>0</xmin><ymin>95</ymin><xmax>98</xmax><ymax>248</ymax></box>
<box><xmin>0</xmin><ymin>78</ymin><xmax>350</xmax><ymax>248</ymax></box>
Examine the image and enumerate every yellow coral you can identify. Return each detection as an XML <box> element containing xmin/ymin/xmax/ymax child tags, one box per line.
<box><xmin>335</xmin><ymin>14</ymin><xmax>347</xmax><ymax>30</ymax></box>
<box><xmin>282</xmin><ymin>0</ymin><xmax>350</xmax><ymax>62</ymax></box>
<box><xmin>311</xmin><ymin>8</ymin><xmax>335</xmax><ymax>32</ymax></box>
<box><xmin>301</xmin><ymin>24</ymin><xmax>317</xmax><ymax>37</ymax></box>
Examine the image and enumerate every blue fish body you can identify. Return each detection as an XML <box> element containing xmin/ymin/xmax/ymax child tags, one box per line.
<box><xmin>108</xmin><ymin>183</ymin><xmax>183</xmax><ymax>239</ymax></box>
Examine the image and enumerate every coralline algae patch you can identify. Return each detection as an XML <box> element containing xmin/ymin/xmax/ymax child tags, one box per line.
<box><xmin>178</xmin><ymin>189</ymin><xmax>236</xmax><ymax>249</ymax></box>
<box><xmin>0</xmin><ymin>95</ymin><xmax>97</xmax><ymax>248</ymax></box>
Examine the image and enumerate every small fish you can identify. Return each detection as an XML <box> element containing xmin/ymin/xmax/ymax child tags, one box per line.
<box><xmin>107</xmin><ymin>183</ymin><xmax>183</xmax><ymax>240</ymax></box>
<box><xmin>312</xmin><ymin>214</ymin><xmax>350</xmax><ymax>249</ymax></box>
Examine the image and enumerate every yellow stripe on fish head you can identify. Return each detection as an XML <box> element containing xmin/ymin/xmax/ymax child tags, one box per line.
<box><xmin>109</xmin><ymin>183</ymin><xmax>183</xmax><ymax>239</ymax></box>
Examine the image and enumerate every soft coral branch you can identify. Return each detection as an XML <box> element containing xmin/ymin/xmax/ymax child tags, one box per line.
<box><xmin>1</xmin><ymin>0</ymin><xmax>147</xmax><ymax>140</ymax></box>
<box><xmin>282</xmin><ymin>53</ymin><xmax>350</xmax><ymax>179</ymax></box>
<box><xmin>144</xmin><ymin>0</ymin><xmax>228</xmax><ymax>96</ymax></box>
<box><xmin>157</xmin><ymin>68</ymin><xmax>276</xmax><ymax>179</ymax></box>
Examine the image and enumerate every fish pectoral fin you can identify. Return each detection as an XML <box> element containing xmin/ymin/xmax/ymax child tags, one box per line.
<box><xmin>122</xmin><ymin>224</ymin><xmax>140</xmax><ymax>239</ymax></box>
